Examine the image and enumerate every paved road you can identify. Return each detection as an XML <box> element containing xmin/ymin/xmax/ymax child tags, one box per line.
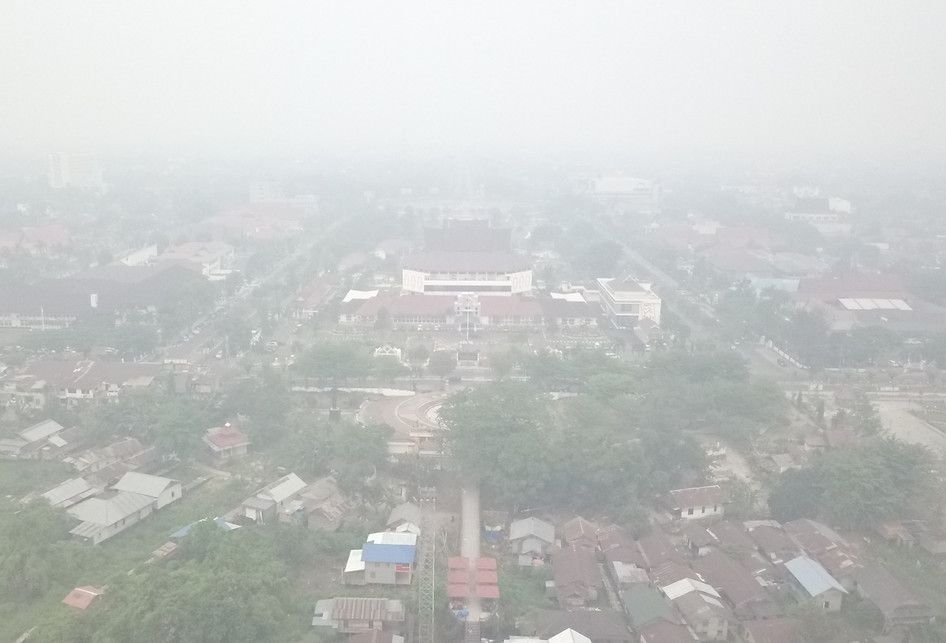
<box><xmin>460</xmin><ymin>485</ymin><xmax>482</xmax><ymax>636</ymax></box>
<box><xmin>158</xmin><ymin>216</ymin><xmax>350</xmax><ymax>366</ymax></box>
<box><xmin>873</xmin><ymin>399</ymin><xmax>946</xmax><ymax>454</ymax></box>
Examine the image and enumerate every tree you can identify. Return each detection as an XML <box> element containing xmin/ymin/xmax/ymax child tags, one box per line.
<box><xmin>428</xmin><ymin>350</ymin><xmax>456</xmax><ymax>382</ymax></box>
<box><xmin>440</xmin><ymin>382</ymin><xmax>550</xmax><ymax>507</ymax></box>
<box><xmin>768</xmin><ymin>437</ymin><xmax>937</xmax><ymax>529</ymax></box>
<box><xmin>374</xmin><ymin>306</ymin><xmax>391</xmax><ymax>331</ymax></box>
<box><xmin>0</xmin><ymin>503</ymin><xmax>70</xmax><ymax>601</ymax></box>
<box><xmin>768</xmin><ymin>468</ymin><xmax>824</xmax><ymax>523</ymax></box>
<box><xmin>219</xmin><ymin>369</ymin><xmax>290</xmax><ymax>442</ymax></box>
<box><xmin>371</xmin><ymin>356</ymin><xmax>408</xmax><ymax>384</ymax></box>
<box><xmin>295</xmin><ymin>341</ymin><xmax>371</xmax><ymax>407</ymax></box>
<box><xmin>34</xmin><ymin>527</ymin><xmax>305</xmax><ymax>643</ymax></box>
<box><xmin>488</xmin><ymin>350</ymin><xmax>516</xmax><ymax>380</ymax></box>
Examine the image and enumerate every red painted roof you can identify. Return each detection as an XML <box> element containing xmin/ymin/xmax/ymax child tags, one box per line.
<box><xmin>476</xmin><ymin>557</ymin><xmax>497</xmax><ymax>570</ymax></box>
<box><xmin>62</xmin><ymin>586</ymin><xmax>103</xmax><ymax>610</ymax></box>
<box><xmin>477</xmin><ymin>570</ymin><xmax>499</xmax><ymax>584</ymax></box>
<box><xmin>205</xmin><ymin>425</ymin><xmax>250</xmax><ymax>449</ymax></box>
<box><xmin>448</xmin><ymin>570</ymin><xmax>470</xmax><ymax>584</ymax></box>
<box><xmin>478</xmin><ymin>295</ymin><xmax>543</xmax><ymax>317</ymax></box>
<box><xmin>448</xmin><ymin>583</ymin><xmax>470</xmax><ymax>598</ymax></box>
<box><xmin>448</xmin><ymin>556</ymin><xmax>469</xmax><ymax>569</ymax></box>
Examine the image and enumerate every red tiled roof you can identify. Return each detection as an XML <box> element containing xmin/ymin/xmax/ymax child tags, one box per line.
<box><xmin>476</xmin><ymin>570</ymin><xmax>499</xmax><ymax>584</ymax></box>
<box><xmin>478</xmin><ymin>295</ymin><xmax>542</xmax><ymax>317</ymax></box>
<box><xmin>62</xmin><ymin>586</ymin><xmax>103</xmax><ymax>610</ymax></box>
<box><xmin>205</xmin><ymin>425</ymin><xmax>250</xmax><ymax>449</ymax></box>
<box><xmin>448</xmin><ymin>570</ymin><xmax>469</xmax><ymax>584</ymax></box>
<box><xmin>448</xmin><ymin>582</ymin><xmax>471</xmax><ymax>598</ymax></box>
<box><xmin>448</xmin><ymin>556</ymin><xmax>469</xmax><ymax>569</ymax></box>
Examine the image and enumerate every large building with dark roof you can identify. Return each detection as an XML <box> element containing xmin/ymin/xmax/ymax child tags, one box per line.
<box><xmin>0</xmin><ymin>264</ymin><xmax>208</xmax><ymax>330</ymax></box>
<box><xmin>402</xmin><ymin>219</ymin><xmax>532</xmax><ymax>296</ymax></box>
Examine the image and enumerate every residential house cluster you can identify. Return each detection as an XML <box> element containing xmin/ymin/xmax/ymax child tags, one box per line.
<box><xmin>511</xmin><ymin>508</ymin><xmax>935</xmax><ymax>642</ymax></box>
<box><xmin>52</xmin><ymin>471</ymin><xmax>183</xmax><ymax>544</ymax></box>
<box><xmin>238</xmin><ymin>472</ymin><xmax>350</xmax><ymax>532</ymax></box>
<box><xmin>0</xmin><ymin>418</ymin><xmax>88</xmax><ymax>460</ymax></box>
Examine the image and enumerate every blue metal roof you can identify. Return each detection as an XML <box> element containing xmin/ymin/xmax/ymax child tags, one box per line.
<box><xmin>361</xmin><ymin>542</ymin><xmax>416</xmax><ymax>564</ymax></box>
<box><xmin>785</xmin><ymin>555</ymin><xmax>847</xmax><ymax>596</ymax></box>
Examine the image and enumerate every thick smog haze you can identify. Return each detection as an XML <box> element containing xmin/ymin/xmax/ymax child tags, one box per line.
<box><xmin>3</xmin><ymin>1</ymin><xmax>945</xmax><ymax>161</ymax></box>
<box><xmin>6</xmin><ymin>3</ymin><xmax>946</xmax><ymax>643</ymax></box>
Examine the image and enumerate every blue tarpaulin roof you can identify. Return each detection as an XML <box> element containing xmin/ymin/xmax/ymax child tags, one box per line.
<box><xmin>361</xmin><ymin>542</ymin><xmax>416</xmax><ymax>564</ymax></box>
<box><xmin>170</xmin><ymin>517</ymin><xmax>240</xmax><ymax>540</ymax></box>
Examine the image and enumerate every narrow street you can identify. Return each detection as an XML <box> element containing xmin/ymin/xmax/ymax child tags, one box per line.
<box><xmin>460</xmin><ymin>485</ymin><xmax>482</xmax><ymax>642</ymax></box>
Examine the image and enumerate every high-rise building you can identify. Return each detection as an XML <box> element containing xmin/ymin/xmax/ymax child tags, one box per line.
<box><xmin>48</xmin><ymin>153</ymin><xmax>105</xmax><ymax>192</ymax></box>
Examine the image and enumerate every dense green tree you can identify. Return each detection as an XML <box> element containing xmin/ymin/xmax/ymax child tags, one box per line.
<box><xmin>488</xmin><ymin>350</ymin><xmax>517</xmax><ymax>380</ymax></box>
<box><xmin>428</xmin><ymin>350</ymin><xmax>457</xmax><ymax>381</ymax></box>
<box><xmin>371</xmin><ymin>356</ymin><xmax>408</xmax><ymax>383</ymax></box>
<box><xmin>295</xmin><ymin>341</ymin><xmax>371</xmax><ymax>407</ymax></box>
<box><xmin>87</xmin><ymin>391</ymin><xmax>216</xmax><ymax>457</ymax></box>
<box><xmin>219</xmin><ymin>368</ymin><xmax>290</xmax><ymax>442</ymax></box>
<box><xmin>769</xmin><ymin>438</ymin><xmax>937</xmax><ymax>529</ymax></box>
<box><xmin>34</xmin><ymin>526</ymin><xmax>306</xmax><ymax>643</ymax></box>
<box><xmin>0</xmin><ymin>503</ymin><xmax>70</xmax><ymax>601</ymax></box>
<box><xmin>768</xmin><ymin>468</ymin><xmax>825</xmax><ymax>523</ymax></box>
<box><xmin>440</xmin><ymin>382</ymin><xmax>550</xmax><ymax>506</ymax></box>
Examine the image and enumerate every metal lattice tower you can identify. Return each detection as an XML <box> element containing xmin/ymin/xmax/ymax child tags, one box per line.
<box><xmin>464</xmin><ymin>619</ymin><xmax>481</xmax><ymax>643</ymax></box>
<box><xmin>416</xmin><ymin>493</ymin><xmax>436</xmax><ymax>643</ymax></box>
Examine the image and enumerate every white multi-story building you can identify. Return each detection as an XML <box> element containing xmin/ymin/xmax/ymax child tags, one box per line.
<box><xmin>160</xmin><ymin>241</ymin><xmax>234</xmax><ymax>280</ymax></box>
<box><xmin>596</xmin><ymin>277</ymin><xmax>661</xmax><ymax>327</ymax></box>
<box><xmin>48</xmin><ymin>153</ymin><xmax>105</xmax><ymax>192</ymax></box>
<box><xmin>402</xmin><ymin>252</ymin><xmax>532</xmax><ymax>296</ymax></box>
<box><xmin>589</xmin><ymin>176</ymin><xmax>661</xmax><ymax>212</ymax></box>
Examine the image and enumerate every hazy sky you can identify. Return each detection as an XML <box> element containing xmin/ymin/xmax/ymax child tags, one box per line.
<box><xmin>3</xmin><ymin>1</ymin><xmax>945</xmax><ymax>162</ymax></box>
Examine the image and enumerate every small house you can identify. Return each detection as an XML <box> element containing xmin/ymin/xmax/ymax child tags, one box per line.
<box><xmin>349</xmin><ymin>632</ymin><xmax>406</xmax><ymax>643</ymax></box>
<box><xmin>62</xmin><ymin>586</ymin><xmax>104</xmax><ymax>610</ymax></box>
<box><xmin>41</xmin><ymin>477</ymin><xmax>97</xmax><ymax>508</ymax></box>
<box><xmin>386</xmin><ymin>501</ymin><xmax>422</xmax><ymax>534</ymax></box>
<box><xmin>667</xmin><ymin>485</ymin><xmax>725</xmax><ymax>521</ymax></box>
<box><xmin>362</xmin><ymin>542</ymin><xmax>416</xmax><ymax>586</ymax></box>
<box><xmin>855</xmin><ymin>564</ymin><xmax>933</xmax><ymax>633</ymax></box>
<box><xmin>312</xmin><ymin>597</ymin><xmax>405</xmax><ymax>635</ymax></box>
<box><xmin>784</xmin><ymin>555</ymin><xmax>846</xmax><ymax>612</ymax></box>
<box><xmin>550</xmin><ymin>547</ymin><xmax>602</xmax><ymax>608</ymax></box>
<box><xmin>111</xmin><ymin>471</ymin><xmax>182</xmax><ymax>510</ymax></box>
<box><xmin>532</xmin><ymin>609</ymin><xmax>633</xmax><ymax>643</ymax></box>
<box><xmin>561</xmin><ymin>516</ymin><xmax>599</xmax><ymax>551</ymax></box>
<box><xmin>65</xmin><ymin>472</ymin><xmax>182</xmax><ymax>544</ymax></box>
<box><xmin>672</xmin><ymin>590</ymin><xmax>730</xmax><ymax>641</ymax></box>
<box><xmin>241</xmin><ymin>472</ymin><xmax>307</xmax><ymax>524</ymax></box>
<box><xmin>509</xmin><ymin>516</ymin><xmax>556</xmax><ymax>565</ymax></box>
<box><xmin>741</xmin><ymin>618</ymin><xmax>801</xmax><ymax>643</ymax></box>
<box><xmin>203</xmin><ymin>423</ymin><xmax>251</xmax><ymax>463</ymax></box>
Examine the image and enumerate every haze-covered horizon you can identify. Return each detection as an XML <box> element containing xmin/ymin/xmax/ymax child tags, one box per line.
<box><xmin>2</xmin><ymin>1</ymin><xmax>945</xmax><ymax>164</ymax></box>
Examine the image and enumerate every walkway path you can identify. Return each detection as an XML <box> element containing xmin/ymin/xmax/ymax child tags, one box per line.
<box><xmin>460</xmin><ymin>485</ymin><xmax>481</xmax><ymax>642</ymax></box>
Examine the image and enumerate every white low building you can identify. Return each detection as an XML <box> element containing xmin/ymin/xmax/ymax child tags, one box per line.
<box><xmin>402</xmin><ymin>252</ymin><xmax>532</xmax><ymax>296</ymax></box>
<box><xmin>667</xmin><ymin>485</ymin><xmax>726</xmax><ymax>521</ymax></box>
<box><xmin>596</xmin><ymin>277</ymin><xmax>662</xmax><ymax>327</ymax></box>
<box><xmin>66</xmin><ymin>472</ymin><xmax>182</xmax><ymax>544</ymax></box>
